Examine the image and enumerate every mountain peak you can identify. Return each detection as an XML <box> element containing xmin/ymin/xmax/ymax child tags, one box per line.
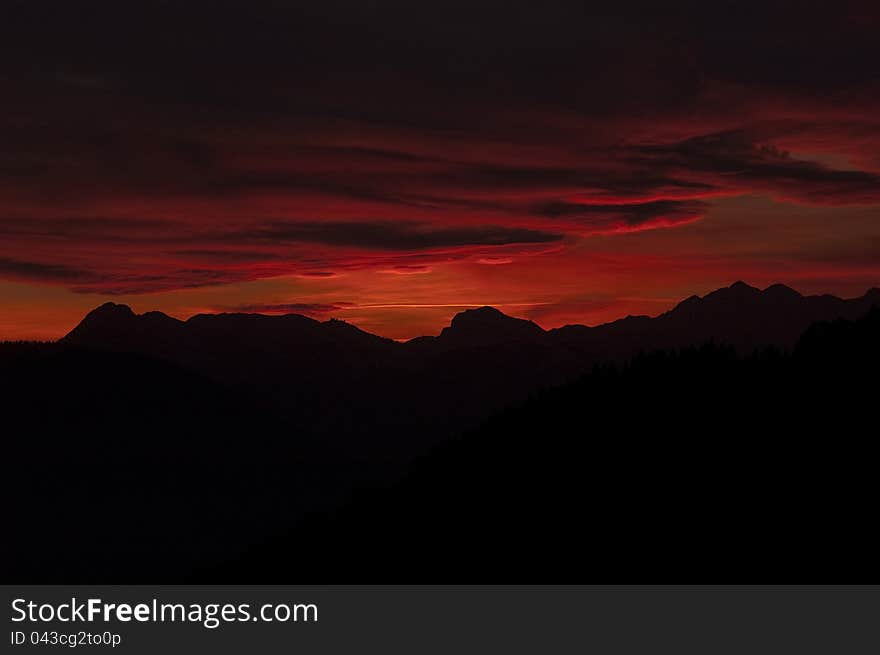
<box><xmin>82</xmin><ymin>302</ymin><xmax>180</xmax><ymax>325</ymax></box>
<box><xmin>63</xmin><ymin>303</ymin><xmax>181</xmax><ymax>346</ymax></box>
<box><xmin>764</xmin><ymin>283</ymin><xmax>802</xmax><ymax>300</ymax></box>
<box><xmin>90</xmin><ymin>301</ymin><xmax>136</xmax><ymax>318</ymax></box>
<box><xmin>449</xmin><ymin>306</ymin><xmax>542</xmax><ymax>330</ymax></box>
<box><xmin>699</xmin><ymin>280</ymin><xmax>761</xmax><ymax>303</ymax></box>
<box><xmin>70</xmin><ymin>302</ymin><xmax>138</xmax><ymax>333</ymax></box>
<box><xmin>440</xmin><ymin>306</ymin><xmax>544</xmax><ymax>344</ymax></box>
<box><xmin>728</xmin><ymin>280</ymin><xmax>761</xmax><ymax>294</ymax></box>
<box><xmin>453</xmin><ymin>306</ymin><xmax>509</xmax><ymax>322</ymax></box>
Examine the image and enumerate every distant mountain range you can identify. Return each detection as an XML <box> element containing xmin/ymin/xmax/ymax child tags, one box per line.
<box><xmin>57</xmin><ymin>281</ymin><xmax>880</xmax><ymax>459</ymax></box>
<box><xmin>64</xmin><ymin>281</ymin><xmax>880</xmax><ymax>361</ymax></box>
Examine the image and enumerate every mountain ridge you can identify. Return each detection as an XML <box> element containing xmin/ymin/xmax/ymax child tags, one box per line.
<box><xmin>61</xmin><ymin>282</ymin><xmax>880</xmax><ymax>348</ymax></box>
<box><xmin>57</xmin><ymin>281</ymin><xmax>880</xmax><ymax>403</ymax></box>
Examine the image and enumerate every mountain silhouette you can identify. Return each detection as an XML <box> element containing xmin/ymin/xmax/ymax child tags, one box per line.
<box><xmin>66</xmin><ymin>301</ymin><xmax>393</xmax><ymax>355</ymax></box>
<box><xmin>57</xmin><ymin>281</ymin><xmax>880</xmax><ymax>455</ymax></box>
<box><xmin>64</xmin><ymin>283</ymin><xmax>880</xmax><ymax>362</ymax></box>
<box><xmin>548</xmin><ymin>281</ymin><xmax>880</xmax><ymax>357</ymax></box>
<box><xmin>3</xmin><ymin>281</ymin><xmax>879</xmax><ymax>582</ymax></box>
<box><xmin>64</xmin><ymin>301</ymin><xmax>397</xmax><ymax>390</ymax></box>
<box><xmin>437</xmin><ymin>306</ymin><xmax>545</xmax><ymax>345</ymax></box>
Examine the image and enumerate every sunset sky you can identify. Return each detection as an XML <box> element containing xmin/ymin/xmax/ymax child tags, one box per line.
<box><xmin>2</xmin><ymin>1</ymin><xmax>879</xmax><ymax>340</ymax></box>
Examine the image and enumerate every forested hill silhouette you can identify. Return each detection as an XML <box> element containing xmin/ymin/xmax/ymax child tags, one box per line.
<box><xmin>219</xmin><ymin>307</ymin><xmax>880</xmax><ymax>581</ymax></box>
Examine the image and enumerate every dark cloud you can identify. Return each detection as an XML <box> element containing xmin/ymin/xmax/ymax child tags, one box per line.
<box><xmin>170</xmin><ymin>250</ymin><xmax>289</xmax><ymax>263</ymax></box>
<box><xmin>234</xmin><ymin>221</ymin><xmax>564</xmax><ymax>250</ymax></box>
<box><xmin>630</xmin><ymin>131</ymin><xmax>880</xmax><ymax>204</ymax></box>
<box><xmin>0</xmin><ymin>0</ymin><xmax>878</xmax><ymax>297</ymax></box>
<box><xmin>0</xmin><ymin>217</ymin><xmax>173</xmax><ymax>240</ymax></box>
<box><xmin>0</xmin><ymin>217</ymin><xmax>563</xmax><ymax>250</ymax></box>
<box><xmin>533</xmin><ymin>199</ymin><xmax>710</xmax><ymax>231</ymax></box>
<box><xmin>0</xmin><ymin>215</ymin><xmax>567</xmax><ymax>293</ymax></box>
<box><xmin>67</xmin><ymin>268</ymin><xmax>301</xmax><ymax>295</ymax></box>
<box><xmin>0</xmin><ymin>255</ymin><xmax>242</xmax><ymax>294</ymax></box>
<box><xmin>0</xmin><ymin>257</ymin><xmax>94</xmax><ymax>283</ymax></box>
<box><xmin>6</xmin><ymin>1</ymin><xmax>876</xmax><ymax>115</ymax></box>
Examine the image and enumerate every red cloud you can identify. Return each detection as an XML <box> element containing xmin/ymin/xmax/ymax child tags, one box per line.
<box><xmin>0</xmin><ymin>0</ymin><xmax>879</xmax><ymax>315</ymax></box>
